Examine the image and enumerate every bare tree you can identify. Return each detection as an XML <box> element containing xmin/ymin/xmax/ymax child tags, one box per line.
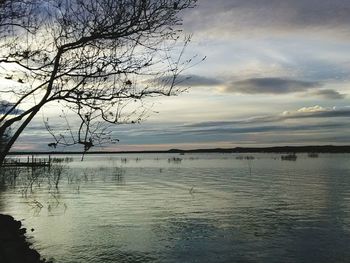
<box><xmin>0</xmin><ymin>0</ymin><xmax>199</xmax><ymax>164</ymax></box>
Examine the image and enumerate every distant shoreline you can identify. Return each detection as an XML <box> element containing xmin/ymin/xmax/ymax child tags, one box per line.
<box><xmin>7</xmin><ymin>145</ymin><xmax>350</xmax><ymax>155</ymax></box>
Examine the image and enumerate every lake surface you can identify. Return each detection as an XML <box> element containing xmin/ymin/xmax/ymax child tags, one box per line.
<box><xmin>1</xmin><ymin>153</ymin><xmax>350</xmax><ymax>263</ymax></box>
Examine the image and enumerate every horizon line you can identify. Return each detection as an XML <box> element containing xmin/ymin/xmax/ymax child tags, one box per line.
<box><xmin>7</xmin><ymin>145</ymin><xmax>350</xmax><ymax>155</ymax></box>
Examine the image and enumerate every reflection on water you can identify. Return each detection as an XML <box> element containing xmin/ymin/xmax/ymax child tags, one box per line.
<box><xmin>1</xmin><ymin>153</ymin><xmax>350</xmax><ymax>263</ymax></box>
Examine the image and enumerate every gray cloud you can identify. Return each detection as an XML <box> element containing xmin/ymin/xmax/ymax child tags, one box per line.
<box><xmin>185</xmin><ymin>0</ymin><xmax>350</xmax><ymax>34</ymax></box>
<box><xmin>309</xmin><ymin>89</ymin><xmax>346</xmax><ymax>100</ymax></box>
<box><xmin>250</xmin><ymin>0</ymin><xmax>350</xmax><ymax>28</ymax></box>
<box><xmin>116</xmin><ymin>106</ymin><xmax>350</xmax><ymax>141</ymax></box>
<box><xmin>152</xmin><ymin>71</ymin><xmax>350</xmax><ymax>103</ymax></box>
<box><xmin>14</xmin><ymin>105</ymin><xmax>350</xmax><ymax>149</ymax></box>
<box><xmin>288</xmin><ymin>107</ymin><xmax>350</xmax><ymax>119</ymax></box>
<box><xmin>154</xmin><ymin>74</ymin><xmax>347</xmax><ymax>99</ymax></box>
<box><xmin>183</xmin><ymin>123</ymin><xmax>347</xmax><ymax>136</ymax></box>
<box><xmin>222</xmin><ymin>78</ymin><xmax>319</xmax><ymax>94</ymax></box>
<box><xmin>115</xmin><ymin>122</ymin><xmax>350</xmax><ymax>147</ymax></box>
<box><xmin>0</xmin><ymin>100</ymin><xmax>23</xmax><ymax>115</ymax></box>
<box><xmin>184</xmin><ymin>107</ymin><xmax>350</xmax><ymax>128</ymax></box>
<box><xmin>152</xmin><ymin>74</ymin><xmax>222</xmax><ymax>87</ymax></box>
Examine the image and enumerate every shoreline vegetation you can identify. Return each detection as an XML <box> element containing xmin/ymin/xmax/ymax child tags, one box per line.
<box><xmin>0</xmin><ymin>214</ymin><xmax>50</xmax><ymax>263</ymax></box>
<box><xmin>7</xmin><ymin>145</ymin><xmax>350</xmax><ymax>155</ymax></box>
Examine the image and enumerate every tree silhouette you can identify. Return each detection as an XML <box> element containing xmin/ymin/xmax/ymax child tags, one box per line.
<box><xmin>0</xmin><ymin>128</ymin><xmax>10</xmax><ymax>154</ymax></box>
<box><xmin>0</xmin><ymin>0</ymin><xmax>199</xmax><ymax>164</ymax></box>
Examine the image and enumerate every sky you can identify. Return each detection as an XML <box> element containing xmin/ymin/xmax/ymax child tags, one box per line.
<box><xmin>7</xmin><ymin>0</ymin><xmax>350</xmax><ymax>151</ymax></box>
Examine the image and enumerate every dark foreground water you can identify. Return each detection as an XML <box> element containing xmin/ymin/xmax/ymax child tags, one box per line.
<box><xmin>1</xmin><ymin>153</ymin><xmax>350</xmax><ymax>263</ymax></box>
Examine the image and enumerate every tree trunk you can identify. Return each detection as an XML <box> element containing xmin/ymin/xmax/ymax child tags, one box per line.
<box><xmin>0</xmin><ymin>151</ymin><xmax>6</xmax><ymax>166</ymax></box>
<box><xmin>0</xmin><ymin>107</ymin><xmax>41</xmax><ymax>166</ymax></box>
<box><xmin>0</xmin><ymin>50</ymin><xmax>62</xmax><ymax>166</ymax></box>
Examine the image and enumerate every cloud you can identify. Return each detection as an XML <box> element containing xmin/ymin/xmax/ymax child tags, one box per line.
<box><xmin>308</xmin><ymin>89</ymin><xmax>346</xmax><ymax>100</ymax></box>
<box><xmin>185</xmin><ymin>106</ymin><xmax>350</xmax><ymax>128</ymax></box>
<box><xmin>112</xmin><ymin>106</ymin><xmax>350</xmax><ymax>145</ymax></box>
<box><xmin>285</xmin><ymin>106</ymin><xmax>350</xmax><ymax>118</ymax></box>
<box><xmin>143</xmin><ymin>105</ymin><xmax>350</xmax><ymax>144</ymax></box>
<box><xmin>151</xmin><ymin>74</ymin><xmax>222</xmax><ymax>87</ymax></box>
<box><xmin>183</xmin><ymin>123</ymin><xmax>347</xmax><ymax>136</ymax></box>
<box><xmin>295</xmin><ymin>105</ymin><xmax>327</xmax><ymax>113</ymax></box>
<box><xmin>152</xmin><ymin>73</ymin><xmax>347</xmax><ymax>100</ymax></box>
<box><xmin>185</xmin><ymin>0</ymin><xmax>350</xmax><ymax>36</ymax></box>
<box><xmin>0</xmin><ymin>100</ymin><xmax>23</xmax><ymax>115</ymax></box>
<box><xmin>13</xmin><ymin>105</ymin><xmax>350</xmax><ymax>150</ymax></box>
<box><xmin>220</xmin><ymin>78</ymin><xmax>320</xmax><ymax>94</ymax></box>
<box><xmin>112</xmin><ymin>121</ymin><xmax>349</xmax><ymax>144</ymax></box>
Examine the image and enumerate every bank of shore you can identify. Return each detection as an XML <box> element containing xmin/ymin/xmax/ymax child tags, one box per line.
<box><xmin>0</xmin><ymin>214</ymin><xmax>51</xmax><ymax>263</ymax></box>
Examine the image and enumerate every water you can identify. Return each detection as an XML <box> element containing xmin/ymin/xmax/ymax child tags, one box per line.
<box><xmin>1</xmin><ymin>153</ymin><xmax>350</xmax><ymax>263</ymax></box>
